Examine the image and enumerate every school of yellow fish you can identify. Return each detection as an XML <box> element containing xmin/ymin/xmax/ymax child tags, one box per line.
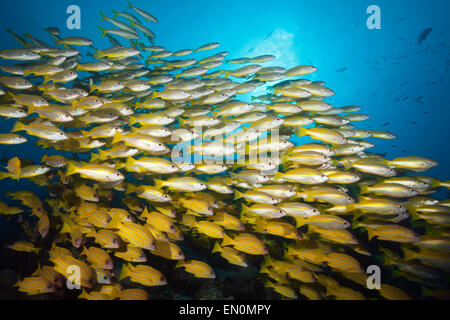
<box><xmin>0</xmin><ymin>1</ymin><xmax>449</xmax><ymax>300</ymax></box>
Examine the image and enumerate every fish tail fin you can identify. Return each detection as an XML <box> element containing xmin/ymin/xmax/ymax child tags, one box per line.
<box><xmin>115</xmin><ymin>160</ymin><xmax>126</xmax><ymax>170</ymax></box>
<box><xmin>112</xmin><ymin>10</ymin><xmax>119</xmax><ymax>19</ymax></box>
<box><xmin>111</xmin><ymin>131</ymin><xmax>123</xmax><ymax>145</ymax></box>
<box><xmin>438</xmin><ymin>180</ymin><xmax>450</xmax><ymax>189</ymax></box>
<box><xmin>221</xmin><ymin>233</ymin><xmax>233</xmax><ymax>247</ymax></box>
<box><xmin>119</xmin><ymin>263</ymin><xmax>130</xmax><ymax>281</ymax></box>
<box><xmin>293</xmin><ymin>217</ymin><xmax>306</xmax><ymax>228</ymax></box>
<box><xmin>125</xmin><ymin>183</ymin><xmax>135</xmax><ymax>195</ymax></box>
<box><xmin>96</xmin><ymin>149</ymin><xmax>110</xmax><ymax>162</ymax></box>
<box><xmin>89</xmin><ymin>152</ymin><xmax>101</xmax><ymax>162</ymax></box>
<box><xmin>175</xmin><ymin>260</ymin><xmax>186</xmax><ymax>268</ymax></box>
<box><xmin>350</xmin><ymin>219</ymin><xmax>362</xmax><ymax>230</ymax></box>
<box><xmin>255</xmin><ymin>218</ymin><xmax>266</xmax><ymax>232</ymax></box>
<box><xmin>60</xmin><ymin>221</ymin><xmax>72</xmax><ymax>234</ymax></box>
<box><xmin>241</xmin><ymin>203</ymin><xmax>249</xmax><ymax>214</ymax></box>
<box><xmin>43</xmin><ymin>75</ymin><xmax>52</xmax><ymax>84</ymax></box>
<box><xmin>151</xmin><ymin>91</ymin><xmax>160</xmax><ymax>99</ymax></box>
<box><xmin>78</xmin><ymin>289</ymin><xmax>89</xmax><ymax>299</ymax></box>
<box><xmin>274</xmin><ymin>172</ymin><xmax>284</xmax><ymax>180</ymax></box>
<box><xmin>177</xmin><ymin>117</ymin><xmax>185</xmax><ymax>127</ymax></box>
<box><xmin>407</xmin><ymin>206</ymin><xmax>419</xmax><ymax>220</ymax></box>
<box><xmin>422</xmin><ymin>287</ymin><xmax>434</xmax><ymax>297</ymax></box>
<box><xmin>233</xmin><ymin>189</ymin><xmax>243</xmax><ymax>200</ymax></box>
<box><xmin>402</xmin><ymin>247</ymin><xmax>417</xmax><ymax>261</ymax></box>
<box><xmin>85</xmin><ymin>229</ymin><xmax>96</xmax><ymax>238</ymax></box>
<box><xmin>360</xmin><ymin>185</ymin><xmax>370</xmax><ymax>194</ymax></box>
<box><xmin>125</xmin><ymin>157</ymin><xmax>135</xmax><ymax>169</ymax></box>
<box><xmin>11</xmin><ymin>121</ymin><xmax>25</xmax><ymax>133</ymax></box>
<box><xmin>128</xmin><ymin>115</ymin><xmax>137</xmax><ymax>125</ymax></box>
<box><xmin>280</xmin><ymin>152</ymin><xmax>289</xmax><ymax>164</ymax></box>
<box><xmin>367</xmin><ymin>227</ymin><xmax>377</xmax><ymax>241</ymax></box>
<box><xmin>154</xmin><ymin>178</ymin><xmax>165</xmax><ymax>189</ymax></box>
<box><xmin>99</xmin><ymin>10</ymin><xmax>107</xmax><ymax>21</ymax></box>
<box><xmin>298</xmin><ymin>127</ymin><xmax>308</xmax><ymax>137</ymax></box>
<box><xmin>211</xmin><ymin>241</ymin><xmax>221</xmax><ymax>254</ymax></box>
<box><xmin>80</xmin><ymin>245</ymin><xmax>88</xmax><ymax>256</ymax></box>
<box><xmin>97</xmin><ymin>26</ymin><xmax>107</xmax><ymax>38</ymax></box>
<box><xmin>126</xmin><ymin>0</ymin><xmax>134</xmax><ymax>9</ymax></box>
<box><xmin>65</xmin><ymin>161</ymin><xmax>79</xmax><ymax>176</ymax></box>
<box><xmin>106</xmin><ymin>213</ymin><xmax>122</xmax><ymax>230</ymax></box>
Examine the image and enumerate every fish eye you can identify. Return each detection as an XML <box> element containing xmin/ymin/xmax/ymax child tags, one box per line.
<box><xmin>160</xmin><ymin>276</ymin><xmax>165</xmax><ymax>282</ymax></box>
<box><xmin>116</xmin><ymin>173</ymin><xmax>120</xmax><ymax>176</ymax></box>
<box><xmin>113</xmin><ymin>239</ymin><xmax>119</xmax><ymax>244</ymax></box>
<box><xmin>152</xmin><ymin>241</ymin><xmax>156</xmax><ymax>246</ymax></box>
<box><xmin>178</xmin><ymin>250</ymin><xmax>182</xmax><ymax>255</ymax></box>
<box><xmin>139</xmin><ymin>253</ymin><xmax>144</xmax><ymax>258</ymax></box>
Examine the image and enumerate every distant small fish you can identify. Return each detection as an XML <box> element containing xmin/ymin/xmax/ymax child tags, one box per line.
<box><xmin>264</xmin><ymin>30</ymin><xmax>274</xmax><ymax>40</ymax></box>
<box><xmin>410</xmin><ymin>121</ymin><xmax>417</xmax><ymax>125</ymax></box>
<box><xmin>418</xmin><ymin>28</ymin><xmax>432</xmax><ymax>45</ymax></box>
<box><xmin>336</xmin><ymin>67</ymin><xmax>347</xmax><ymax>72</ymax></box>
<box><xmin>382</xmin><ymin>122</ymin><xmax>390</xmax><ymax>127</ymax></box>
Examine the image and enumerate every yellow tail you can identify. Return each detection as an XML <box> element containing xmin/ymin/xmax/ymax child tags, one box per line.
<box><xmin>221</xmin><ymin>233</ymin><xmax>234</xmax><ymax>247</ymax></box>
<box><xmin>293</xmin><ymin>217</ymin><xmax>306</xmax><ymax>228</ymax></box>
<box><xmin>11</xmin><ymin>121</ymin><xmax>25</xmax><ymax>133</ymax></box>
<box><xmin>65</xmin><ymin>161</ymin><xmax>79</xmax><ymax>176</ymax></box>
<box><xmin>119</xmin><ymin>263</ymin><xmax>131</xmax><ymax>281</ymax></box>
<box><xmin>233</xmin><ymin>189</ymin><xmax>243</xmax><ymax>200</ymax></box>
<box><xmin>298</xmin><ymin>127</ymin><xmax>308</xmax><ymax>137</ymax></box>
<box><xmin>367</xmin><ymin>227</ymin><xmax>377</xmax><ymax>241</ymax></box>
<box><xmin>154</xmin><ymin>179</ymin><xmax>165</xmax><ymax>189</ymax></box>
<box><xmin>402</xmin><ymin>247</ymin><xmax>417</xmax><ymax>261</ymax></box>
<box><xmin>111</xmin><ymin>131</ymin><xmax>123</xmax><ymax>145</ymax></box>
<box><xmin>211</xmin><ymin>241</ymin><xmax>221</xmax><ymax>254</ymax></box>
